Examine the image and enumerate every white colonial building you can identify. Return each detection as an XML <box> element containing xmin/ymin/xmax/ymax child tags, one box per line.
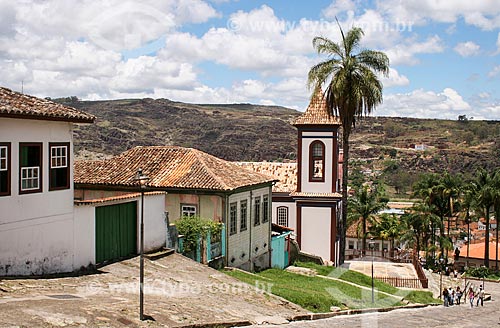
<box><xmin>0</xmin><ymin>87</ymin><xmax>95</xmax><ymax>275</ymax></box>
<box><xmin>239</xmin><ymin>89</ymin><xmax>343</xmax><ymax>264</ymax></box>
<box><xmin>74</xmin><ymin>146</ymin><xmax>276</xmax><ymax>271</ymax></box>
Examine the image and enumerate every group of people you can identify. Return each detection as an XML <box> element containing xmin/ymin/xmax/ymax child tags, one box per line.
<box><xmin>442</xmin><ymin>285</ymin><xmax>485</xmax><ymax>308</ymax></box>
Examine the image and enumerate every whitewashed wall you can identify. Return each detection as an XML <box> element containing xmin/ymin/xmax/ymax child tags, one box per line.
<box><xmin>73</xmin><ymin>192</ymin><xmax>167</xmax><ymax>269</ymax></box>
<box><xmin>271</xmin><ymin>201</ymin><xmax>296</xmax><ymax>231</ymax></box>
<box><xmin>300</xmin><ymin>206</ymin><xmax>332</xmax><ymax>260</ymax></box>
<box><xmin>227</xmin><ymin>186</ymin><xmax>271</xmax><ymax>270</ymax></box>
<box><xmin>0</xmin><ymin>118</ymin><xmax>75</xmax><ymax>275</ymax></box>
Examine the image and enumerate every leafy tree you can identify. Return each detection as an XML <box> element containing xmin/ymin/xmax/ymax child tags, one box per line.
<box><xmin>308</xmin><ymin>25</ymin><xmax>389</xmax><ymax>264</ymax></box>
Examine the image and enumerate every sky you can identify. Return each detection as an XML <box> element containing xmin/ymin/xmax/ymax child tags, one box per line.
<box><xmin>0</xmin><ymin>0</ymin><xmax>499</xmax><ymax>120</ymax></box>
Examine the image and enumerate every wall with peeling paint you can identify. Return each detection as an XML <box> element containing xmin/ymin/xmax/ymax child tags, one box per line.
<box><xmin>227</xmin><ymin>186</ymin><xmax>272</xmax><ymax>270</ymax></box>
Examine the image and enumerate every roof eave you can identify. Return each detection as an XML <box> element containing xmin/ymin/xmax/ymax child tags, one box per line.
<box><xmin>0</xmin><ymin>112</ymin><xmax>95</xmax><ymax>124</ymax></box>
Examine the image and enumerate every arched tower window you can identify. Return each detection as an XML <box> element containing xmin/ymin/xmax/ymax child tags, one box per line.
<box><xmin>309</xmin><ymin>141</ymin><xmax>325</xmax><ymax>182</ymax></box>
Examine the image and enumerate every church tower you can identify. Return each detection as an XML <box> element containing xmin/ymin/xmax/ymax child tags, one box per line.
<box><xmin>292</xmin><ymin>88</ymin><xmax>342</xmax><ymax>263</ymax></box>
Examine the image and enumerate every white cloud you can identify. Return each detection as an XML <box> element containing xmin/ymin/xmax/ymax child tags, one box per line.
<box><xmin>322</xmin><ymin>0</ymin><xmax>357</xmax><ymax>19</ymax></box>
<box><xmin>381</xmin><ymin>68</ymin><xmax>410</xmax><ymax>88</ymax></box>
<box><xmin>496</xmin><ymin>32</ymin><xmax>500</xmax><ymax>55</ymax></box>
<box><xmin>377</xmin><ymin>0</ymin><xmax>500</xmax><ymax>30</ymax></box>
<box><xmin>488</xmin><ymin>65</ymin><xmax>500</xmax><ymax>77</ymax></box>
<box><xmin>379</xmin><ymin>88</ymin><xmax>472</xmax><ymax>119</ymax></box>
<box><xmin>454</xmin><ymin>41</ymin><xmax>481</xmax><ymax>57</ymax></box>
<box><xmin>385</xmin><ymin>35</ymin><xmax>444</xmax><ymax>65</ymax></box>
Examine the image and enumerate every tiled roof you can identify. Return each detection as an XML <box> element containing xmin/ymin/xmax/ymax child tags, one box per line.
<box><xmin>459</xmin><ymin>241</ymin><xmax>500</xmax><ymax>260</ymax></box>
<box><xmin>75</xmin><ymin>146</ymin><xmax>276</xmax><ymax>191</ymax></box>
<box><xmin>290</xmin><ymin>191</ymin><xmax>342</xmax><ymax>198</ymax></box>
<box><xmin>346</xmin><ymin>218</ymin><xmax>365</xmax><ymax>238</ymax></box>
<box><xmin>236</xmin><ymin>162</ymin><xmax>297</xmax><ymax>193</ymax></box>
<box><xmin>293</xmin><ymin>88</ymin><xmax>341</xmax><ymax>126</ymax></box>
<box><xmin>0</xmin><ymin>86</ymin><xmax>95</xmax><ymax>123</ymax></box>
<box><xmin>74</xmin><ymin>191</ymin><xmax>166</xmax><ymax>205</ymax></box>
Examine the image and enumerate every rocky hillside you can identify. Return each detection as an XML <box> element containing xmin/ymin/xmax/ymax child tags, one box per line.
<box><xmin>67</xmin><ymin>98</ymin><xmax>499</xmax><ymax>180</ymax></box>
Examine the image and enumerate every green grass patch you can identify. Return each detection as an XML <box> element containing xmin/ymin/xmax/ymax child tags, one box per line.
<box><xmin>224</xmin><ymin>268</ymin><xmax>403</xmax><ymax>313</ymax></box>
<box><xmin>399</xmin><ymin>290</ymin><xmax>440</xmax><ymax>304</ymax></box>
<box><xmin>295</xmin><ymin>261</ymin><xmax>399</xmax><ymax>294</ymax></box>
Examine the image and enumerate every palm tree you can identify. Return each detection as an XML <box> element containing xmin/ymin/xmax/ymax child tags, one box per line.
<box><xmin>348</xmin><ymin>185</ymin><xmax>388</xmax><ymax>255</ymax></box>
<box><xmin>492</xmin><ymin>169</ymin><xmax>500</xmax><ymax>271</ymax></box>
<box><xmin>308</xmin><ymin>25</ymin><xmax>389</xmax><ymax>264</ymax></box>
<box><xmin>370</xmin><ymin>213</ymin><xmax>402</xmax><ymax>254</ymax></box>
<box><xmin>472</xmin><ymin>168</ymin><xmax>495</xmax><ymax>267</ymax></box>
<box><xmin>412</xmin><ymin>173</ymin><xmax>448</xmax><ymax>258</ymax></box>
<box><xmin>460</xmin><ymin>181</ymin><xmax>476</xmax><ymax>268</ymax></box>
<box><xmin>441</xmin><ymin>172</ymin><xmax>461</xmax><ymax>236</ymax></box>
<box><xmin>403</xmin><ymin>202</ymin><xmax>440</xmax><ymax>258</ymax></box>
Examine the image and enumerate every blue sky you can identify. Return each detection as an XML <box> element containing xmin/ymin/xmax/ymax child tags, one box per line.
<box><xmin>0</xmin><ymin>0</ymin><xmax>499</xmax><ymax>119</ymax></box>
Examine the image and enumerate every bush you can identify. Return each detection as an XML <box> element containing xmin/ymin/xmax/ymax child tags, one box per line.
<box><xmin>176</xmin><ymin>215</ymin><xmax>221</xmax><ymax>253</ymax></box>
<box><xmin>466</xmin><ymin>266</ymin><xmax>491</xmax><ymax>278</ymax></box>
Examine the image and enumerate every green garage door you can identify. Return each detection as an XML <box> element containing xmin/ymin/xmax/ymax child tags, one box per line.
<box><xmin>95</xmin><ymin>202</ymin><xmax>137</xmax><ymax>264</ymax></box>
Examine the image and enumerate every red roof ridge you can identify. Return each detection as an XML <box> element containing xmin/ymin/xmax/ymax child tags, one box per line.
<box><xmin>191</xmin><ymin>148</ymin><xmax>231</xmax><ymax>190</ymax></box>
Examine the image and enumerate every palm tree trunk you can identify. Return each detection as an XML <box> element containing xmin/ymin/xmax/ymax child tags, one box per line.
<box><xmin>362</xmin><ymin>216</ymin><xmax>366</xmax><ymax>256</ymax></box>
<box><xmin>495</xmin><ymin>208</ymin><xmax>499</xmax><ymax>271</ymax></box>
<box><xmin>339</xmin><ymin>128</ymin><xmax>350</xmax><ymax>265</ymax></box>
<box><xmin>485</xmin><ymin>208</ymin><xmax>490</xmax><ymax>268</ymax></box>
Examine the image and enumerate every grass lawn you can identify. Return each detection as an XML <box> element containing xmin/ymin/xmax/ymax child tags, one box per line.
<box><xmin>296</xmin><ymin>262</ymin><xmax>440</xmax><ymax>305</ymax></box>
<box><xmin>225</xmin><ymin>268</ymin><xmax>404</xmax><ymax>313</ymax></box>
<box><xmin>295</xmin><ymin>261</ymin><xmax>398</xmax><ymax>294</ymax></box>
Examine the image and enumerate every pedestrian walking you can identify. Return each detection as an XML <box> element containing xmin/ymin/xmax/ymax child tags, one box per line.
<box><xmin>468</xmin><ymin>287</ymin><xmax>475</xmax><ymax>308</ymax></box>
<box><xmin>448</xmin><ymin>287</ymin><xmax>454</xmax><ymax>305</ymax></box>
<box><xmin>443</xmin><ymin>288</ymin><xmax>449</xmax><ymax>307</ymax></box>
<box><xmin>456</xmin><ymin>286</ymin><xmax>462</xmax><ymax>305</ymax></box>
<box><xmin>476</xmin><ymin>285</ymin><xmax>484</xmax><ymax>307</ymax></box>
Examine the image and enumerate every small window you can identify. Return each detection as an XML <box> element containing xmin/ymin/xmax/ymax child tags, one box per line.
<box><xmin>19</xmin><ymin>143</ymin><xmax>42</xmax><ymax>194</ymax></box>
<box><xmin>309</xmin><ymin>141</ymin><xmax>325</xmax><ymax>182</ymax></box>
<box><xmin>254</xmin><ymin>197</ymin><xmax>261</xmax><ymax>226</ymax></box>
<box><xmin>240</xmin><ymin>200</ymin><xmax>248</xmax><ymax>231</ymax></box>
<box><xmin>49</xmin><ymin>143</ymin><xmax>70</xmax><ymax>190</ymax></box>
<box><xmin>277</xmin><ymin>206</ymin><xmax>288</xmax><ymax>227</ymax></box>
<box><xmin>181</xmin><ymin>205</ymin><xmax>197</xmax><ymax>217</ymax></box>
<box><xmin>262</xmin><ymin>195</ymin><xmax>269</xmax><ymax>223</ymax></box>
<box><xmin>229</xmin><ymin>202</ymin><xmax>237</xmax><ymax>235</ymax></box>
<box><xmin>0</xmin><ymin>143</ymin><xmax>11</xmax><ymax>196</ymax></box>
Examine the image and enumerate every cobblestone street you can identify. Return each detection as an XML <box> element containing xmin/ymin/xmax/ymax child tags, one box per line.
<box><xmin>253</xmin><ymin>279</ymin><xmax>500</xmax><ymax>328</ymax></box>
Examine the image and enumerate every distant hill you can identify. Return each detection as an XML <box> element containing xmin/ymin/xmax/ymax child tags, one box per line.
<box><xmin>67</xmin><ymin>97</ymin><xmax>499</xmax><ymax>184</ymax></box>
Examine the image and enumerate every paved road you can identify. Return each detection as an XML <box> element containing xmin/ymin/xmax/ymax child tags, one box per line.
<box><xmin>252</xmin><ymin>281</ymin><xmax>500</xmax><ymax>328</ymax></box>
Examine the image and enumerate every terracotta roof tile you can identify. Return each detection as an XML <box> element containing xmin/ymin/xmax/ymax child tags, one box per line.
<box><xmin>75</xmin><ymin>146</ymin><xmax>276</xmax><ymax>191</ymax></box>
<box><xmin>293</xmin><ymin>88</ymin><xmax>341</xmax><ymax>126</ymax></box>
<box><xmin>74</xmin><ymin>191</ymin><xmax>165</xmax><ymax>205</ymax></box>
<box><xmin>0</xmin><ymin>87</ymin><xmax>95</xmax><ymax>123</ymax></box>
<box><xmin>236</xmin><ymin>162</ymin><xmax>297</xmax><ymax>193</ymax></box>
<box><xmin>459</xmin><ymin>241</ymin><xmax>500</xmax><ymax>260</ymax></box>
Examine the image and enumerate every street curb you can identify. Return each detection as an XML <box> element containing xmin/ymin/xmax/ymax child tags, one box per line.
<box><xmin>176</xmin><ymin>321</ymin><xmax>252</xmax><ymax>328</ymax></box>
<box><xmin>288</xmin><ymin>303</ymin><xmax>441</xmax><ymax>322</ymax></box>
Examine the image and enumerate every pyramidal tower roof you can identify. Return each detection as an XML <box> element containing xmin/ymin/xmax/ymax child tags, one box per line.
<box><xmin>293</xmin><ymin>88</ymin><xmax>341</xmax><ymax>126</ymax></box>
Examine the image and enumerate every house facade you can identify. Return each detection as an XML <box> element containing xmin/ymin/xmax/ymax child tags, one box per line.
<box><xmin>239</xmin><ymin>89</ymin><xmax>343</xmax><ymax>264</ymax></box>
<box><xmin>0</xmin><ymin>87</ymin><xmax>95</xmax><ymax>275</ymax></box>
<box><xmin>74</xmin><ymin>146</ymin><xmax>276</xmax><ymax>271</ymax></box>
